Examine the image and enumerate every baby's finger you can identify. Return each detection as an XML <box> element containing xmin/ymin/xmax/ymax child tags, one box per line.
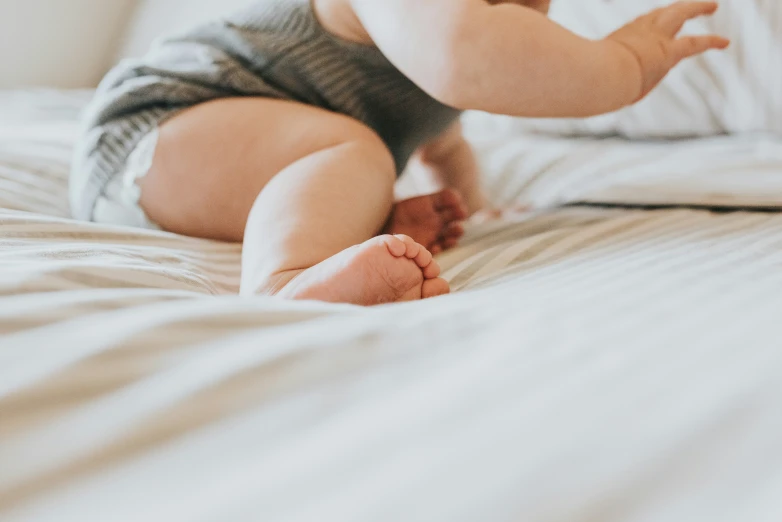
<box><xmin>671</xmin><ymin>34</ymin><xmax>730</xmax><ymax>62</ymax></box>
<box><xmin>659</xmin><ymin>1</ymin><xmax>719</xmax><ymax>35</ymax></box>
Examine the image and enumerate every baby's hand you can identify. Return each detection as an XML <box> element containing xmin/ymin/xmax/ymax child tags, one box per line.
<box><xmin>606</xmin><ymin>1</ymin><xmax>730</xmax><ymax>102</ymax></box>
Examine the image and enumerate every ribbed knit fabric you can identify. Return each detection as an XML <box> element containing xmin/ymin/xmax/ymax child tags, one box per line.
<box><xmin>70</xmin><ymin>0</ymin><xmax>461</xmax><ymax>221</ymax></box>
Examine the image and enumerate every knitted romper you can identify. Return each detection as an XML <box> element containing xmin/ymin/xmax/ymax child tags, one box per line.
<box><xmin>70</xmin><ymin>0</ymin><xmax>462</xmax><ymax>227</ymax></box>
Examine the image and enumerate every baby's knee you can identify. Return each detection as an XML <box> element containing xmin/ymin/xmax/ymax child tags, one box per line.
<box><xmin>334</xmin><ymin>119</ymin><xmax>396</xmax><ymax>178</ymax></box>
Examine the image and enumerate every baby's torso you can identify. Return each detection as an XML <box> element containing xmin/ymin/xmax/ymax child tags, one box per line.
<box><xmin>162</xmin><ymin>0</ymin><xmax>461</xmax><ymax>171</ymax></box>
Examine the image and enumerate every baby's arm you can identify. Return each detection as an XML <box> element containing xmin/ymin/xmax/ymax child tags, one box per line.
<box><xmin>414</xmin><ymin>122</ymin><xmax>486</xmax><ymax>215</ymax></box>
<box><xmin>350</xmin><ymin>0</ymin><xmax>729</xmax><ymax>118</ymax></box>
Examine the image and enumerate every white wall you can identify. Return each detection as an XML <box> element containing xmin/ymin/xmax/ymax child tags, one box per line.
<box><xmin>0</xmin><ymin>0</ymin><xmax>257</xmax><ymax>88</ymax></box>
<box><xmin>0</xmin><ymin>0</ymin><xmax>137</xmax><ymax>88</ymax></box>
<box><xmin>116</xmin><ymin>0</ymin><xmax>253</xmax><ymax>60</ymax></box>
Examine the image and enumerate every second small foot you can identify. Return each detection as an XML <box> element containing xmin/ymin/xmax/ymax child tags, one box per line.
<box><xmin>273</xmin><ymin>235</ymin><xmax>449</xmax><ymax>306</ymax></box>
<box><xmin>385</xmin><ymin>189</ymin><xmax>468</xmax><ymax>254</ymax></box>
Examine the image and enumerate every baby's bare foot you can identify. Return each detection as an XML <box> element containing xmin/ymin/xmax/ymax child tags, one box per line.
<box><xmin>385</xmin><ymin>189</ymin><xmax>468</xmax><ymax>254</ymax></box>
<box><xmin>274</xmin><ymin>235</ymin><xmax>449</xmax><ymax>306</ymax></box>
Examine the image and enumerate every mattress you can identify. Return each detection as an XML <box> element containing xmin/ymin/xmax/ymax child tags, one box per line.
<box><xmin>2</xmin><ymin>90</ymin><xmax>782</xmax><ymax>522</ymax></box>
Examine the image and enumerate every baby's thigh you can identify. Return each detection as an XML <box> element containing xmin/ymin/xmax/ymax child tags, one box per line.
<box><xmin>138</xmin><ymin>97</ymin><xmax>389</xmax><ymax>241</ymax></box>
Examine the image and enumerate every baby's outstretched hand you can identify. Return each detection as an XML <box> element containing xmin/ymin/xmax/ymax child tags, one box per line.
<box><xmin>606</xmin><ymin>1</ymin><xmax>730</xmax><ymax>102</ymax></box>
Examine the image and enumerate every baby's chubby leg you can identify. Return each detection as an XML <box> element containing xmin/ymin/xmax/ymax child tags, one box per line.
<box><xmin>240</xmin><ymin>129</ymin><xmax>450</xmax><ymax>304</ymax></box>
<box><xmin>137</xmin><ymin>97</ymin><xmax>450</xmax><ymax>305</ymax></box>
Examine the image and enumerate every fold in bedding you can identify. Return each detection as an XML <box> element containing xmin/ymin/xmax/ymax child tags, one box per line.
<box><xmin>2</xmin><ymin>90</ymin><xmax>782</xmax><ymax>522</ymax></box>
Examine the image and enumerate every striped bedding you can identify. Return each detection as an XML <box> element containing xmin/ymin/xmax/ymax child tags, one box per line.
<box><xmin>2</xmin><ymin>90</ymin><xmax>782</xmax><ymax>522</ymax></box>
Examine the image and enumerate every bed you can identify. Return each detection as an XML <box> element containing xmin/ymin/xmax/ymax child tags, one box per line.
<box><xmin>4</xmin><ymin>0</ymin><xmax>782</xmax><ymax>518</ymax></box>
<box><xmin>2</xmin><ymin>86</ymin><xmax>782</xmax><ymax>521</ymax></box>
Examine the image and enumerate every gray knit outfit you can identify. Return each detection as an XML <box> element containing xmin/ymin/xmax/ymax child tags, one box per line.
<box><xmin>70</xmin><ymin>0</ymin><xmax>462</xmax><ymax>222</ymax></box>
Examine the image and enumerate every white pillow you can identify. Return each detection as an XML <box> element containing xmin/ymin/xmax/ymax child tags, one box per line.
<box><xmin>467</xmin><ymin>0</ymin><xmax>782</xmax><ymax>138</ymax></box>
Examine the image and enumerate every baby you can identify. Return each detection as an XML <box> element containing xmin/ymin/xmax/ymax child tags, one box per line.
<box><xmin>70</xmin><ymin>0</ymin><xmax>728</xmax><ymax>305</ymax></box>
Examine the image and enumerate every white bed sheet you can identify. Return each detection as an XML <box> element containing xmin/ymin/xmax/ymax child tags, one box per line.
<box><xmin>462</xmin><ymin>113</ymin><xmax>782</xmax><ymax>210</ymax></box>
<box><xmin>2</xmin><ymin>91</ymin><xmax>782</xmax><ymax>522</ymax></box>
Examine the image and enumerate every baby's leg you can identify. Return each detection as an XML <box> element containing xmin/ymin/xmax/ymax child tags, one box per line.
<box><xmin>137</xmin><ymin>97</ymin><xmax>449</xmax><ymax>305</ymax></box>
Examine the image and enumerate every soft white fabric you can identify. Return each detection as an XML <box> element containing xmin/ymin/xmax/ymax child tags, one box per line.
<box><xmin>461</xmin><ymin>114</ymin><xmax>782</xmax><ymax>209</ymax></box>
<box><xmin>3</xmin><ymin>90</ymin><xmax>782</xmax><ymax>522</ymax></box>
<box><xmin>92</xmin><ymin>129</ymin><xmax>161</xmax><ymax>230</ymax></box>
<box><xmin>467</xmin><ymin>0</ymin><xmax>782</xmax><ymax>138</ymax></box>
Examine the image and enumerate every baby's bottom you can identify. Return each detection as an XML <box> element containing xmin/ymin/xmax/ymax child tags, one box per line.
<box><xmin>136</xmin><ymin>97</ymin><xmax>466</xmax><ymax>305</ymax></box>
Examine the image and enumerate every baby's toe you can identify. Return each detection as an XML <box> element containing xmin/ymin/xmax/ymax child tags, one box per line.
<box><xmin>393</xmin><ymin>234</ymin><xmax>422</xmax><ymax>259</ymax></box>
<box><xmin>434</xmin><ymin>222</ymin><xmax>465</xmax><ymax>252</ymax></box>
<box><xmin>440</xmin><ymin>237</ymin><xmax>460</xmax><ymax>250</ymax></box>
<box><xmin>443</xmin><ymin>221</ymin><xmax>465</xmax><ymax>240</ymax></box>
<box><xmin>434</xmin><ymin>188</ymin><xmax>463</xmax><ymax>210</ymax></box>
<box><xmin>435</xmin><ymin>189</ymin><xmax>468</xmax><ymax>222</ymax></box>
<box><xmin>422</xmin><ymin>257</ymin><xmax>441</xmax><ymax>280</ymax></box>
<box><xmin>381</xmin><ymin>235</ymin><xmax>407</xmax><ymax>257</ymax></box>
<box><xmin>412</xmin><ymin>245</ymin><xmax>433</xmax><ymax>270</ymax></box>
<box><xmin>422</xmin><ymin>277</ymin><xmax>450</xmax><ymax>299</ymax></box>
